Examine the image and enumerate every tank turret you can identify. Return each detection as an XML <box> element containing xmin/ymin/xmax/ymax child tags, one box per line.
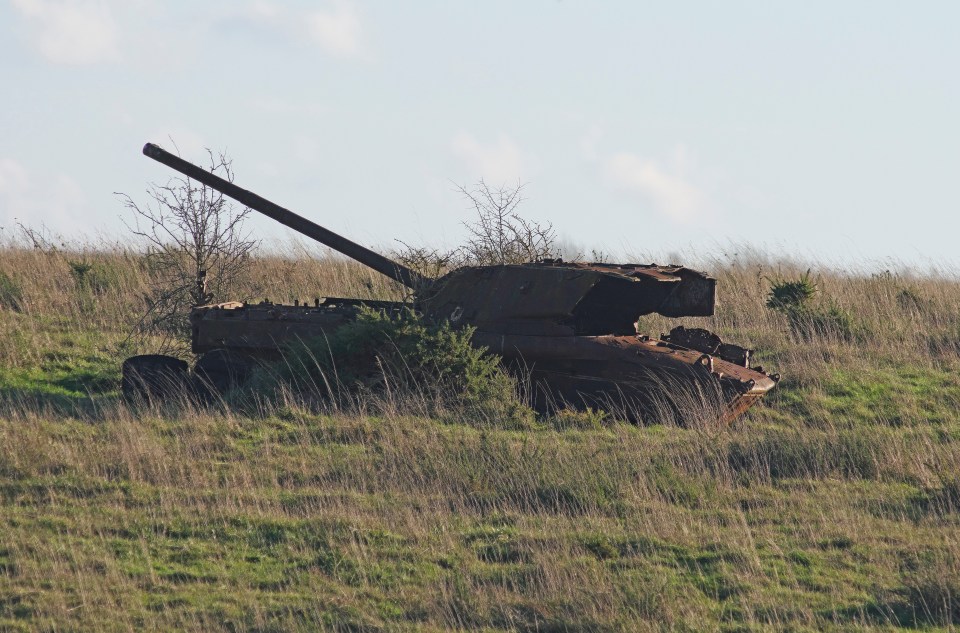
<box><xmin>142</xmin><ymin>143</ymin><xmax>716</xmax><ymax>329</ymax></box>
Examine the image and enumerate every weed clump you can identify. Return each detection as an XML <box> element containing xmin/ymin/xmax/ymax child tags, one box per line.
<box><xmin>767</xmin><ymin>271</ymin><xmax>859</xmax><ymax>341</ymax></box>
<box><xmin>888</xmin><ymin>550</ymin><xmax>960</xmax><ymax>626</ymax></box>
<box><xmin>546</xmin><ymin>407</ymin><xmax>610</xmax><ymax>431</ymax></box>
<box><xmin>261</xmin><ymin>308</ymin><xmax>534</xmax><ymax>429</ymax></box>
<box><xmin>0</xmin><ymin>269</ymin><xmax>24</xmax><ymax>311</ymax></box>
<box><xmin>68</xmin><ymin>259</ymin><xmax>123</xmax><ymax>295</ymax></box>
<box><xmin>766</xmin><ymin>270</ymin><xmax>817</xmax><ymax>311</ymax></box>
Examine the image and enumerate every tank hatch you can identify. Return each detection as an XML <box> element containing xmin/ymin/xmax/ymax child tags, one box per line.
<box><xmin>422</xmin><ymin>262</ymin><xmax>716</xmax><ymax>336</ymax></box>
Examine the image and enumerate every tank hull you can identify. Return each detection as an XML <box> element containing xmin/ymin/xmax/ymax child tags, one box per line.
<box><xmin>189</xmin><ymin>298</ymin><xmax>404</xmax><ymax>357</ymax></box>
<box><xmin>184</xmin><ymin>301</ymin><xmax>776</xmax><ymax>423</ymax></box>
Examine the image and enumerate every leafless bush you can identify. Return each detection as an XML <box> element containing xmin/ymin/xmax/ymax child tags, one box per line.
<box><xmin>15</xmin><ymin>222</ymin><xmax>64</xmax><ymax>253</ymax></box>
<box><xmin>117</xmin><ymin>148</ymin><xmax>258</xmax><ymax>352</ymax></box>
<box><xmin>458</xmin><ymin>180</ymin><xmax>556</xmax><ymax>265</ymax></box>
<box><xmin>395</xmin><ymin>180</ymin><xmax>558</xmax><ymax>279</ymax></box>
<box><xmin>393</xmin><ymin>242</ymin><xmax>461</xmax><ymax>288</ymax></box>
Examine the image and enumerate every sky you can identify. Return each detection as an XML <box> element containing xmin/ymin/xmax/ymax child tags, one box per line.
<box><xmin>1</xmin><ymin>1</ymin><xmax>957</xmax><ymax>269</ymax></box>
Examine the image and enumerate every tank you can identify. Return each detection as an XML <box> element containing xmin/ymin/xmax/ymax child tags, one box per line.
<box><xmin>122</xmin><ymin>142</ymin><xmax>779</xmax><ymax>423</ymax></box>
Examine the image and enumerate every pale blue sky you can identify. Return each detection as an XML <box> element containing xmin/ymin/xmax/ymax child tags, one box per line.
<box><xmin>1</xmin><ymin>1</ymin><xmax>957</xmax><ymax>267</ymax></box>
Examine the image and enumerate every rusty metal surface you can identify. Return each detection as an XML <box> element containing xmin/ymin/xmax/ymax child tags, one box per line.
<box><xmin>423</xmin><ymin>263</ymin><xmax>715</xmax><ymax>337</ymax></box>
<box><xmin>472</xmin><ymin>330</ymin><xmax>776</xmax><ymax>422</ymax></box>
<box><xmin>662</xmin><ymin>325</ymin><xmax>753</xmax><ymax>367</ymax></box>
<box><xmin>190</xmin><ymin>298</ymin><xmax>403</xmax><ymax>355</ymax></box>
<box><xmin>189</xmin><ymin>299</ymin><xmax>776</xmax><ymax>422</ymax></box>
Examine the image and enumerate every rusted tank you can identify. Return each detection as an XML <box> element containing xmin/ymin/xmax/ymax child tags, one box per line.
<box><xmin>122</xmin><ymin>142</ymin><xmax>779</xmax><ymax>423</ymax></box>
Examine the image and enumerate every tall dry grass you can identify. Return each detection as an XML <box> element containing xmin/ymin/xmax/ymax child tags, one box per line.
<box><xmin>1</xmin><ymin>241</ymin><xmax>959</xmax><ymax>631</ymax></box>
<box><xmin>0</xmin><ymin>240</ymin><xmax>403</xmax><ymax>369</ymax></box>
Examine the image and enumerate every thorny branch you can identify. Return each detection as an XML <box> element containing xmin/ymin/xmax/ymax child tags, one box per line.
<box><xmin>457</xmin><ymin>180</ymin><xmax>556</xmax><ymax>266</ymax></box>
<box><xmin>395</xmin><ymin>180</ymin><xmax>558</xmax><ymax>280</ymax></box>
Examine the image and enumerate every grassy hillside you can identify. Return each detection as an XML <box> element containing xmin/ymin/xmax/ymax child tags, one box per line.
<box><xmin>1</xmin><ymin>245</ymin><xmax>958</xmax><ymax>631</ymax></box>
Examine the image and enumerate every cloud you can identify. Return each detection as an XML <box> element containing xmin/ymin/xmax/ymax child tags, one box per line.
<box><xmin>451</xmin><ymin>132</ymin><xmax>529</xmax><ymax>184</ymax></box>
<box><xmin>9</xmin><ymin>0</ymin><xmax>371</xmax><ymax>67</ymax></box>
<box><xmin>305</xmin><ymin>2</ymin><xmax>367</xmax><ymax>59</ymax></box>
<box><xmin>0</xmin><ymin>158</ymin><xmax>88</xmax><ymax>235</ymax></box>
<box><xmin>10</xmin><ymin>0</ymin><xmax>120</xmax><ymax>65</ymax></box>
<box><xmin>603</xmin><ymin>146</ymin><xmax>707</xmax><ymax>223</ymax></box>
<box><xmin>245</xmin><ymin>0</ymin><xmax>279</xmax><ymax>21</ymax></box>
<box><xmin>579</xmin><ymin>124</ymin><xmax>604</xmax><ymax>163</ymax></box>
<box><xmin>217</xmin><ymin>1</ymin><xmax>370</xmax><ymax>60</ymax></box>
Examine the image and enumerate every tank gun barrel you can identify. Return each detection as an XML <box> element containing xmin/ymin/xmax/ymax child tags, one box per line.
<box><xmin>142</xmin><ymin>142</ymin><xmax>425</xmax><ymax>290</ymax></box>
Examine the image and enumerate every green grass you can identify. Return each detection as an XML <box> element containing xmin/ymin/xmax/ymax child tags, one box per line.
<box><xmin>2</xmin><ymin>400</ymin><xmax>957</xmax><ymax>630</ymax></box>
<box><xmin>1</xmin><ymin>248</ymin><xmax>959</xmax><ymax>631</ymax></box>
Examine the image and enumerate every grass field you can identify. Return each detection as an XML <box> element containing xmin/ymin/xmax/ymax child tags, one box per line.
<box><xmin>1</xmin><ymin>243</ymin><xmax>959</xmax><ymax>631</ymax></box>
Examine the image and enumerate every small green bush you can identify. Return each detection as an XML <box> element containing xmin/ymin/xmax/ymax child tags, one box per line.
<box><xmin>766</xmin><ymin>272</ymin><xmax>859</xmax><ymax>341</ymax></box>
<box><xmin>262</xmin><ymin>308</ymin><xmax>534</xmax><ymax>428</ymax></box>
<box><xmin>0</xmin><ymin>270</ymin><xmax>24</xmax><ymax>311</ymax></box>
<box><xmin>766</xmin><ymin>270</ymin><xmax>817</xmax><ymax>311</ymax></box>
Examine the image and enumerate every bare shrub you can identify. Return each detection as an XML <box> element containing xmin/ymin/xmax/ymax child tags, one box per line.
<box><xmin>393</xmin><ymin>242</ymin><xmax>461</xmax><ymax>291</ymax></box>
<box><xmin>457</xmin><ymin>180</ymin><xmax>556</xmax><ymax>265</ymax></box>
<box><xmin>117</xmin><ymin>147</ymin><xmax>258</xmax><ymax>352</ymax></box>
<box><xmin>16</xmin><ymin>222</ymin><xmax>64</xmax><ymax>253</ymax></box>
<box><xmin>395</xmin><ymin>180</ymin><xmax>558</xmax><ymax>279</ymax></box>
